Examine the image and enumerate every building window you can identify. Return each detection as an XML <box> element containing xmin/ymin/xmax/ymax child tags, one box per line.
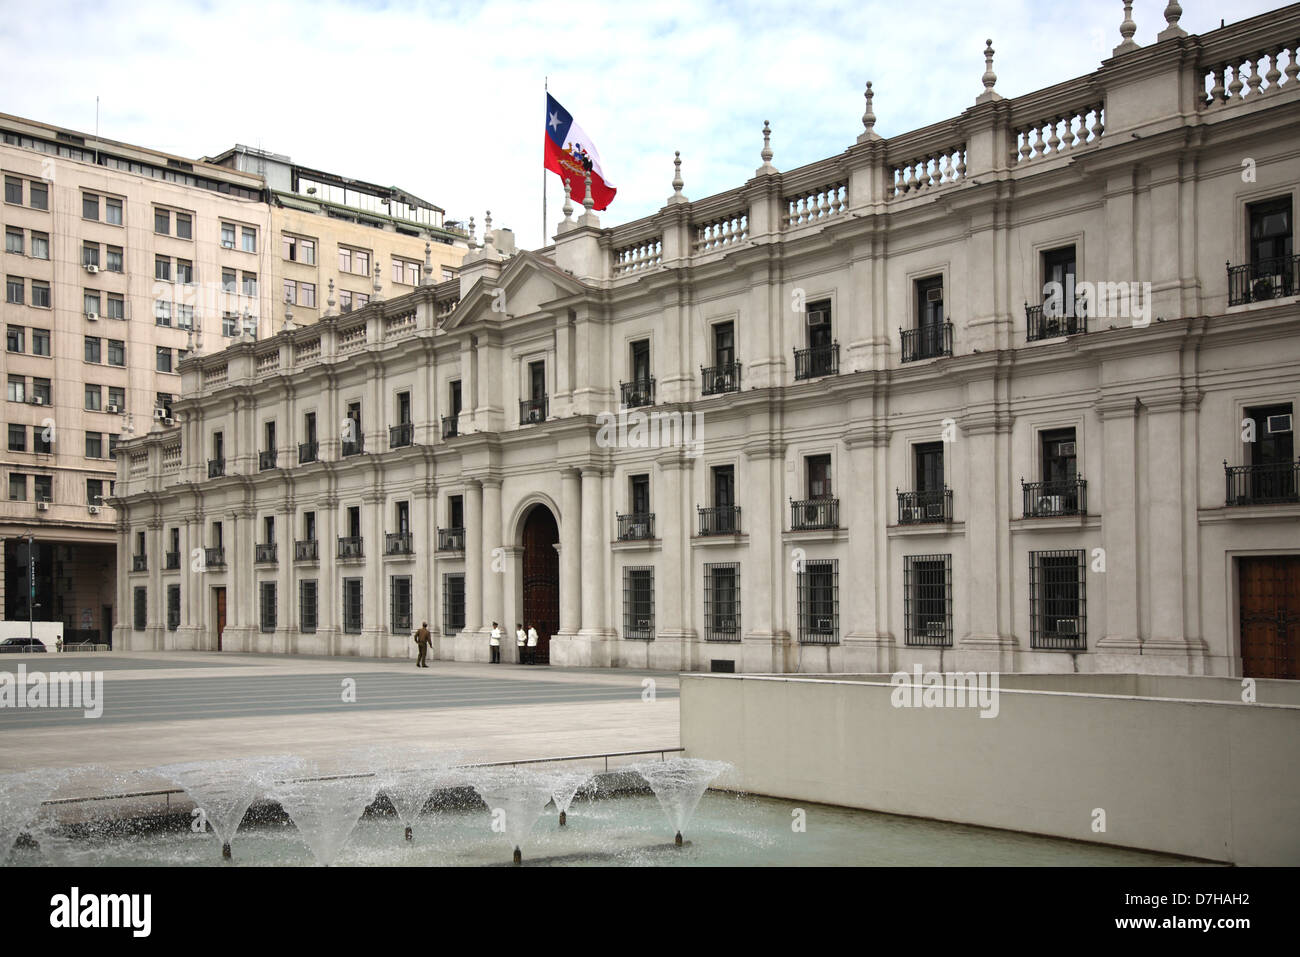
<box><xmin>86</xmin><ymin>479</ymin><xmax>104</xmax><ymax>505</ymax></box>
<box><xmin>133</xmin><ymin>587</ymin><xmax>147</xmax><ymax>631</ymax></box>
<box><xmin>167</xmin><ymin>585</ymin><xmax>181</xmax><ymax>631</ymax></box>
<box><xmin>85</xmin><ymin>432</ymin><xmax>103</xmax><ymax>458</ymax></box>
<box><xmin>241</xmin><ymin>227</ymin><xmax>257</xmax><ymax>253</ymax></box>
<box><xmin>221</xmin><ymin>222</ymin><xmax>235</xmax><ymax>248</ymax></box>
<box><xmin>1248</xmin><ymin>196</ymin><xmax>1293</xmax><ymax>265</ymax></box>
<box><xmin>33</xmin><ymin>427</ymin><xmax>51</xmax><ymax>455</ymax></box>
<box><xmin>154</xmin><ymin>208</ymin><xmax>170</xmax><ymax>235</ymax></box>
<box><xmin>155</xmin><ymin>300</ymin><xmax>171</xmax><ymax>326</ymax></box>
<box><xmin>222</xmin><ymin>312</ymin><xmax>238</xmax><ymax>337</ymax></box>
<box><xmin>85</xmin><ymin>291</ymin><xmax>101</xmax><ymax>317</ymax></box>
<box><xmin>176</xmin><ymin>213</ymin><xmax>192</xmax><ymax>239</ymax></box>
<box><xmin>108</xmin><ymin>386</ymin><xmax>125</xmax><ymax>410</ymax></box>
<box><xmin>176</xmin><ymin>260</ymin><xmax>194</xmax><ymax>285</ymax></box>
<box><xmin>6</xmin><ymin>276</ymin><xmax>24</xmax><ymax>305</ymax></box>
<box><xmin>107</xmin><ymin>339</ymin><xmax>125</xmax><ymax>366</ymax></box>
<box><xmin>157</xmin><ymin>347</ymin><xmax>173</xmax><ymax>373</ymax></box>
<box><xmin>282</xmin><ymin>234</ymin><xmax>316</xmax><ymax>264</ymax></box>
<box><xmin>4</xmin><ymin>177</ymin><xmax>21</xmax><ymax>205</ymax></box>
<box><xmin>33</xmin><ymin>474</ymin><xmax>51</xmax><ymax>502</ymax></box>
<box><xmin>8</xmin><ymin>424</ymin><xmax>25</xmax><ymax>452</ymax></box>
<box><xmin>623</xmin><ymin>566</ymin><xmax>655</xmax><ymax>640</ymax></box>
<box><xmin>442</xmin><ymin>573</ymin><xmax>465</xmax><ymax>636</ymax></box>
<box><xmin>6</xmin><ymin>326</ymin><xmax>23</xmax><ymax>353</ymax></box>
<box><xmin>30</xmin><ymin>281</ymin><xmax>49</xmax><ymax>309</ymax></box>
<box><xmin>177</xmin><ymin>304</ymin><xmax>194</xmax><ymax>330</ymax></box>
<box><xmin>1029</xmin><ymin>550</ymin><xmax>1087</xmax><ymax>650</ymax></box>
<box><xmin>30</xmin><ymin>232</ymin><xmax>48</xmax><ymax>260</ymax></box>
<box><xmin>84</xmin><ymin>384</ymin><xmax>102</xmax><ymax>411</ymax></box>
<box><xmin>104</xmin><ymin>197</ymin><xmax>121</xmax><ymax>224</ymax></box>
<box><xmin>342</xmin><ymin>578</ymin><xmax>363</xmax><ymax>633</ymax></box>
<box><xmin>4</xmin><ymin>228</ymin><xmax>21</xmax><ymax>254</ymax></box>
<box><xmin>904</xmin><ymin>554</ymin><xmax>952</xmax><ymax>647</ymax></box>
<box><xmin>85</xmin><ymin>337</ymin><xmax>101</xmax><ymax>363</ymax></box>
<box><xmin>7</xmin><ymin>375</ymin><xmax>25</xmax><ymax>402</ymax></box>
<box><xmin>298</xmin><ymin>282</ymin><xmax>316</xmax><ymax>307</ymax></box>
<box><xmin>300</xmin><ymin>580</ymin><xmax>319</xmax><ymax>633</ymax></box>
<box><xmin>393</xmin><ymin>259</ymin><xmax>421</xmax><ymax>285</ymax></box>
<box><xmin>83</xmin><ymin>193</ymin><xmax>99</xmax><ymax>221</ymax></box>
<box><xmin>106</xmin><ymin>246</ymin><xmax>124</xmax><ymax>272</ymax></box>
<box><xmin>8</xmin><ymin>473</ymin><xmax>26</xmax><ymax>501</ymax></box>
<box><xmin>797</xmin><ymin>559</ymin><xmax>839</xmax><ymax>644</ymax></box>
<box><xmin>31</xmin><ymin>379</ymin><xmax>49</xmax><ymax>404</ymax></box>
<box><xmin>81</xmin><ymin>241</ymin><xmax>98</xmax><ymax>267</ymax></box>
<box><xmin>391</xmin><ymin>576</ymin><xmax>413</xmax><ymax>633</ymax></box>
<box><xmin>704</xmin><ymin>563</ymin><xmax>740</xmax><ymax>642</ymax></box>
<box><xmin>242</xmin><ymin>272</ymin><xmax>257</xmax><ymax>297</ymax></box>
<box><xmin>260</xmin><ymin>582</ymin><xmax>277</xmax><ymax>633</ymax></box>
<box><xmin>105</xmin><ymin>294</ymin><xmax>125</xmax><ymax>321</ymax></box>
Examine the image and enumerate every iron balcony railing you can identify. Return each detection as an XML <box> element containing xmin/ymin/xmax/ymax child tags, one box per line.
<box><xmin>1224</xmin><ymin>460</ymin><xmax>1300</xmax><ymax>506</ymax></box>
<box><xmin>258</xmin><ymin>450</ymin><xmax>277</xmax><ymax>471</ymax></box>
<box><xmin>298</xmin><ymin>441</ymin><xmax>318</xmax><ymax>464</ymax></box>
<box><xmin>793</xmin><ymin>343</ymin><xmax>838</xmax><ymax>380</ymax></box>
<box><xmin>1022</xmin><ymin>477</ymin><xmax>1088</xmax><ymax>517</ymax></box>
<box><xmin>337</xmin><ymin>536</ymin><xmax>364</xmax><ymax>559</ymax></box>
<box><xmin>385</xmin><ymin>531</ymin><xmax>413</xmax><ymax>555</ymax></box>
<box><xmin>790</xmin><ymin>497</ymin><xmax>839</xmax><ymax>530</ymax></box>
<box><xmin>294</xmin><ymin>539</ymin><xmax>319</xmax><ymax>562</ymax></box>
<box><xmin>437</xmin><ymin>527</ymin><xmax>466</xmax><ymax>551</ymax></box>
<box><xmin>255</xmin><ymin>543</ymin><xmax>277</xmax><ymax>564</ymax></box>
<box><xmin>132</xmin><ymin>555</ymin><xmax>147</xmax><ymax>572</ymax></box>
<box><xmin>164</xmin><ymin>551</ymin><xmax>180</xmax><ymax>570</ymax></box>
<box><xmin>441</xmin><ymin>415</ymin><xmax>459</xmax><ymax>439</ymax></box>
<box><xmin>897</xmin><ymin>488</ymin><xmax>953</xmax><ymax>525</ymax></box>
<box><xmin>389</xmin><ymin>423</ymin><xmax>413</xmax><ymax>449</ymax></box>
<box><xmin>341</xmin><ymin>435</ymin><xmax>365</xmax><ymax>457</ymax></box>
<box><xmin>520</xmin><ymin>395</ymin><xmax>548</xmax><ymax>424</ymax></box>
<box><xmin>1227</xmin><ymin>255</ymin><xmax>1299</xmax><ymax>306</ymax></box>
<box><xmin>207</xmin><ymin>458</ymin><xmax>225</xmax><ymax>478</ymax></box>
<box><xmin>620</xmin><ymin>377</ymin><xmax>655</xmax><ymax>408</ymax></box>
<box><xmin>1025</xmin><ymin>299</ymin><xmax>1087</xmax><ymax>341</ymax></box>
<box><xmin>698</xmin><ymin>505</ymin><xmax>741</xmax><ymax>536</ymax></box>
<box><xmin>617</xmin><ymin>512</ymin><xmax>655</xmax><ymax>541</ymax></box>
<box><xmin>901</xmin><ymin>322</ymin><xmax>953</xmax><ymax>362</ymax></box>
<box><xmin>204</xmin><ymin>547</ymin><xmax>225</xmax><ymax>568</ymax></box>
<box><xmin>701</xmin><ymin>361</ymin><xmax>741</xmax><ymax>395</ymax></box>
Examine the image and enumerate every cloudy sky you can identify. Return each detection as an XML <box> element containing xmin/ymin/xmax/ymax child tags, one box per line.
<box><xmin>0</xmin><ymin>0</ymin><xmax>1284</xmax><ymax>249</ymax></box>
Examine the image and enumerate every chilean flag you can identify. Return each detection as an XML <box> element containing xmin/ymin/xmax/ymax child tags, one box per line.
<box><xmin>545</xmin><ymin>93</ymin><xmax>616</xmax><ymax>211</ymax></box>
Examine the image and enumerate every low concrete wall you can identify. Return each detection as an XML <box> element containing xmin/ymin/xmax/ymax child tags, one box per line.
<box><xmin>681</xmin><ymin>673</ymin><xmax>1300</xmax><ymax>866</ymax></box>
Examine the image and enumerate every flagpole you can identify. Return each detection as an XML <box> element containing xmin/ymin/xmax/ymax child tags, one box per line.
<box><xmin>542</xmin><ymin>76</ymin><xmax>548</xmax><ymax>248</ymax></box>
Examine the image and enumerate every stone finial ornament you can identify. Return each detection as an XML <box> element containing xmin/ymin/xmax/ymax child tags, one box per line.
<box><xmin>1115</xmin><ymin>0</ymin><xmax>1140</xmax><ymax>53</ymax></box>
<box><xmin>562</xmin><ymin>177</ymin><xmax>574</xmax><ymax>220</ymax></box>
<box><xmin>1158</xmin><ymin>1</ymin><xmax>1186</xmax><ymax>40</ymax></box>
<box><xmin>761</xmin><ymin>120</ymin><xmax>773</xmax><ymax>166</ymax></box>
<box><xmin>326</xmin><ymin>278</ymin><xmax>336</xmax><ymax>315</ymax></box>
<box><xmin>422</xmin><ymin>242</ymin><xmax>433</xmax><ymax>286</ymax></box>
<box><xmin>582</xmin><ymin>172</ymin><xmax>594</xmax><ymax>212</ymax></box>
<box><xmin>976</xmin><ymin>41</ymin><xmax>1002</xmax><ymax>103</ymax></box>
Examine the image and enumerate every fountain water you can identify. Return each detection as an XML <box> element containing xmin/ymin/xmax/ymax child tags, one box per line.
<box><xmin>631</xmin><ymin>758</ymin><xmax>732</xmax><ymax>846</ymax></box>
<box><xmin>372</xmin><ymin>747</ymin><xmax>466</xmax><ymax>842</ymax></box>
<box><xmin>470</xmin><ymin>767</ymin><xmax>556</xmax><ymax>864</ymax></box>
<box><xmin>0</xmin><ymin>768</ymin><xmax>68</xmax><ymax>862</ymax></box>
<box><xmin>270</xmin><ymin>762</ymin><xmax>383</xmax><ymax>866</ymax></box>
<box><xmin>155</xmin><ymin>756</ymin><xmax>299</xmax><ymax>860</ymax></box>
<box><xmin>542</xmin><ymin>770</ymin><xmax>594</xmax><ymax>827</ymax></box>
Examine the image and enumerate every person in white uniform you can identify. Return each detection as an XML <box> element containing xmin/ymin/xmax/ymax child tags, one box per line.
<box><xmin>489</xmin><ymin>621</ymin><xmax>501</xmax><ymax>664</ymax></box>
<box><xmin>526</xmin><ymin>624</ymin><xmax>539</xmax><ymax>665</ymax></box>
<box><xmin>515</xmin><ymin>623</ymin><xmax>526</xmax><ymax>664</ymax></box>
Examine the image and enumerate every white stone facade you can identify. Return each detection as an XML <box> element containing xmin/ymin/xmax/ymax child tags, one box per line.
<box><xmin>113</xmin><ymin>8</ymin><xmax>1300</xmax><ymax>676</ymax></box>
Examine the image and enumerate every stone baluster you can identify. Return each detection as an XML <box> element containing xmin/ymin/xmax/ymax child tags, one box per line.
<box><xmin>1091</xmin><ymin>104</ymin><xmax>1105</xmax><ymax>140</ymax></box>
<box><xmin>1228</xmin><ymin>62</ymin><xmax>1244</xmax><ymax>99</ymax></box>
<box><xmin>1285</xmin><ymin>46</ymin><xmax>1300</xmax><ymax>87</ymax></box>
<box><xmin>1246</xmin><ymin>56</ymin><xmax>1262</xmax><ymax>97</ymax></box>
<box><xmin>1047</xmin><ymin>116</ymin><xmax>1061</xmax><ymax>155</ymax></box>
<box><xmin>1265</xmin><ymin>49</ymin><xmax>1282</xmax><ymax>91</ymax></box>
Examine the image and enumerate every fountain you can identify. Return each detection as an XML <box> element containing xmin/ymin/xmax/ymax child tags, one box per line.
<box><xmin>542</xmin><ymin>770</ymin><xmax>594</xmax><ymax>827</ymax></box>
<box><xmin>0</xmin><ymin>768</ymin><xmax>68</xmax><ymax>862</ymax></box>
<box><xmin>155</xmin><ymin>756</ymin><xmax>299</xmax><ymax>860</ymax></box>
<box><xmin>470</xmin><ymin>767</ymin><xmax>556</xmax><ymax>864</ymax></box>
<box><xmin>269</xmin><ymin>762</ymin><xmax>383</xmax><ymax>866</ymax></box>
<box><xmin>631</xmin><ymin>758</ymin><xmax>732</xmax><ymax>846</ymax></box>
<box><xmin>373</xmin><ymin>747</ymin><xmax>466</xmax><ymax>842</ymax></box>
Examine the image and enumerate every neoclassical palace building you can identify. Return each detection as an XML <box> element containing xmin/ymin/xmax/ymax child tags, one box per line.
<box><xmin>114</xmin><ymin>5</ymin><xmax>1300</xmax><ymax>678</ymax></box>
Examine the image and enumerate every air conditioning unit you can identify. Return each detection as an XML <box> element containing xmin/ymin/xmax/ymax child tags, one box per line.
<box><xmin>164</xmin><ymin>416</ymin><xmax>175</xmax><ymax>426</ymax></box>
<box><xmin>816</xmin><ymin>618</ymin><xmax>833</xmax><ymax>632</ymax></box>
<box><xmin>1266</xmin><ymin>414</ymin><xmax>1293</xmax><ymax>435</ymax></box>
<box><xmin>1038</xmin><ymin>495</ymin><xmax>1064</xmax><ymax>515</ymax></box>
<box><xmin>85</xmin><ymin>312</ymin><xmax>99</xmax><ymax>322</ymax></box>
<box><xmin>106</xmin><ymin>404</ymin><xmax>120</xmax><ymax>414</ymax></box>
<box><xmin>31</xmin><ymin>396</ymin><xmax>44</xmax><ymax>406</ymax></box>
<box><xmin>84</xmin><ymin>264</ymin><xmax>99</xmax><ymax>274</ymax></box>
<box><xmin>926</xmin><ymin>286</ymin><xmax>943</xmax><ymax>303</ymax></box>
<box><xmin>154</xmin><ymin>408</ymin><xmax>167</xmax><ymax>420</ymax></box>
<box><xmin>807</xmin><ymin>309</ymin><xmax>830</xmax><ymax>327</ymax></box>
<box><xmin>221</xmin><ymin>239</ymin><xmax>235</xmax><ymax>249</ymax></box>
<box><xmin>36</xmin><ymin>501</ymin><xmax>50</xmax><ymax>511</ymax></box>
<box><xmin>1055</xmin><ymin>618</ymin><xmax>1079</xmax><ymax>635</ymax></box>
<box><xmin>925</xmin><ymin>620</ymin><xmax>947</xmax><ymax>638</ymax></box>
<box><xmin>87</xmin><ymin>505</ymin><xmax>101</xmax><ymax>515</ymax></box>
<box><xmin>636</xmin><ymin>619</ymin><xmax>652</xmax><ymax>629</ymax></box>
<box><xmin>1059</xmin><ymin>441</ymin><xmax>1077</xmax><ymax>456</ymax></box>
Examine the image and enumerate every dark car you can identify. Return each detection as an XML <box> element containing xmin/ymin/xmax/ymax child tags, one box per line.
<box><xmin>0</xmin><ymin>637</ymin><xmax>47</xmax><ymax>653</ymax></box>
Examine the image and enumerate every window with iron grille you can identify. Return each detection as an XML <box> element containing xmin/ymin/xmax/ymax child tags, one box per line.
<box><xmin>442</xmin><ymin>573</ymin><xmax>465</xmax><ymax>636</ymax></box>
<box><xmin>300</xmin><ymin>580</ymin><xmax>318</xmax><ymax>633</ymax></box>
<box><xmin>704</xmin><ymin>562</ymin><xmax>741</xmax><ymax>642</ymax></box>
<box><xmin>259</xmin><ymin>582</ymin><xmax>276</xmax><ymax>633</ymax></box>
<box><xmin>623</xmin><ymin>566</ymin><xmax>655</xmax><ymax>640</ymax></box>
<box><xmin>798</xmin><ymin>559</ymin><xmax>838</xmax><ymax>644</ymax></box>
<box><xmin>904</xmin><ymin>554</ymin><xmax>952</xmax><ymax>647</ymax></box>
<box><xmin>133</xmin><ymin>586</ymin><xmax>146</xmax><ymax>631</ymax></box>
<box><xmin>1029</xmin><ymin>549</ymin><xmax>1086</xmax><ymax>650</ymax></box>
<box><xmin>342</xmin><ymin>578</ymin><xmax>363</xmax><ymax>634</ymax></box>
<box><xmin>391</xmin><ymin>575</ymin><xmax>413</xmax><ymax>633</ymax></box>
<box><xmin>166</xmin><ymin>584</ymin><xmax>180</xmax><ymax>631</ymax></box>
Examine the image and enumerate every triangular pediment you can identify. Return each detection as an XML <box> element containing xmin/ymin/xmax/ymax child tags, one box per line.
<box><xmin>441</xmin><ymin>250</ymin><xmax>594</xmax><ymax>330</ymax></box>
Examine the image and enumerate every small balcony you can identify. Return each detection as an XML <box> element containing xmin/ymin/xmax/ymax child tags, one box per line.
<box><xmin>164</xmin><ymin>551</ymin><xmax>180</xmax><ymax>570</ymax></box>
<box><xmin>208</xmin><ymin>458</ymin><xmax>225</xmax><ymax>478</ymax></box>
<box><xmin>337</xmin><ymin>536</ymin><xmax>364</xmax><ymax>560</ymax></box>
<box><xmin>901</xmin><ymin>322</ymin><xmax>953</xmax><ymax>362</ymax></box>
<box><xmin>442</xmin><ymin>416</ymin><xmax>459</xmax><ymax>439</ymax></box>
<box><xmin>1025</xmin><ymin>300</ymin><xmax>1087</xmax><ymax>341</ymax></box>
<box><xmin>341</xmin><ymin>435</ymin><xmax>365</xmax><ymax>457</ymax></box>
<box><xmin>132</xmin><ymin>555</ymin><xmax>147</xmax><ymax>572</ymax></box>
<box><xmin>255</xmin><ymin>543</ymin><xmax>277</xmax><ymax>564</ymax></box>
<box><xmin>385</xmin><ymin>531</ymin><xmax>413</xmax><ymax>555</ymax></box>
<box><xmin>617</xmin><ymin>512</ymin><xmax>655</xmax><ymax>541</ymax></box>
<box><xmin>437</xmin><ymin>527</ymin><xmax>466</xmax><ymax>551</ymax></box>
<box><xmin>1225</xmin><ymin>460</ymin><xmax>1300</xmax><ymax>506</ymax></box>
<box><xmin>620</xmin><ymin>377</ymin><xmax>655</xmax><ymax>409</ymax></box>
<box><xmin>1227</xmin><ymin>255</ymin><xmax>1299</xmax><ymax>307</ymax></box>
<box><xmin>204</xmin><ymin>547</ymin><xmax>225</xmax><ymax>568</ymax></box>
<box><xmin>389</xmin><ymin>422</ymin><xmax>413</xmax><ymax>449</ymax></box>
<box><xmin>790</xmin><ymin>497</ymin><xmax>839</xmax><ymax>531</ymax></box>
<box><xmin>698</xmin><ymin>505</ymin><xmax>741</xmax><ymax>536</ymax></box>
<box><xmin>258</xmin><ymin>449</ymin><xmax>277</xmax><ymax>471</ymax></box>
<box><xmin>520</xmin><ymin>395</ymin><xmax>548</xmax><ymax>425</ymax></box>
<box><xmin>294</xmin><ymin>539</ymin><xmax>319</xmax><ymax>562</ymax></box>
<box><xmin>701</xmin><ymin>362</ymin><xmax>741</xmax><ymax>396</ymax></box>
<box><xmin>1022</xmin><ymin>478</ymin><xmax>1087</xmax><ymax>518</ymax></box>
<box><xmin>298</xmin><ymin>441</ymin><xmax>318</xmax><ymax>464</ymax></box>
<box><xmin>793</xmin><ymin>343</ymin><xmax>838</xmax><ymax>381</ymax></box>
<box><xmin>897</xmin><ymin>488</ymin><xmax>953</xmax><ymax>525</ymax></box>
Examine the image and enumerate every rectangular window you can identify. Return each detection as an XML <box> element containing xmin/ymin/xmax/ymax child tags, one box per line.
<box><xmin>704</xmin><ymin>562</ymin><xmax>740</xmax><ymax>642</ymax></box>
<box><xmin>107</xmin><ymin>339</ymin><xmax>125</xmax><ymax>366</ymax></box>
<box><xmin>222</xmin><ymin>312</ymin><xmax>238</xmax><ymax>337</ymax></box>
<box><xmin>133</xmin><ymin>587</ymin><xmax>147</xmax><ymax>631</ymax></box>
<box><xmin>1040</xmin><ymin>428</ymin><xmax>1077</xmax><ymax>484</ymax></box>
<box><xmin>300</xmin><ymin>580</ymin><xmax>318</xmax><ymax>633</ymax></box>
<box><xmin>260</xmin><ymin>582</ymin><xmax>277</xmax><ymax>633</ymax></box>
<box><xmin>1248</xmin><ymin>196</ymin><xmax>1293</xmax><ymax>265</ymax></box>
<box><xmin>339</xmin><ymin>290</ymin><xmax>353</xmax><ymax>312</ymax></box>
<box><xmin>4</xmin><ymin>177</ymin><xmax>21</xmax><ymax>205</ymax></box>
<box><xmin>29</xmin><ymin>328</ymin><xmax>49</xmax><ymax>357</ymax></box>
<box><xmin>4</xmin><ymin>228</ymin><xmax>21</xmax><ymax>254</ymax></box>
<box><xmin>155</xmin><ymin>256</ymin><xmax>171</xmax><ymax>282</ymax></box>
<box><xmin>154</xmin><ymin>208</ymin><xmax>170</xmax><ymax>235</ymax></box>
<box><xmin>391</xmin><ymin>576</ymin><xmax>413</xmax><ymax>633</ymax></box>
<box><xmin>1029</xmin><ymin>550</ymin><xmax>1087</xmax><ymax>650</ymax></box>
<box><xmin>104</xmin><ymin>197</ymin><xmax>121</xmax><ymax>224</ymax></box>
<box><xmin>83</xmin><ymin>193</ymin><xmax>99</xmax><ymax>220</ymax></box>
<box><xmin>299</xmin><ymin>282</ymin><xmax>316</xmax><ymax>308</ymax></box>
<box><xmin>106</xmin><ymin>246</ymin><xmax>123</xmax><ymax>272</ymax></box>
<box><xmin>904</xmin><ymin>554</ymin><xmax>952</xmax><ymax>647</ymax></box>
<box><xmin>87</xmin><ymin>479</ymin><xmax>104</xmax><ymax>506</ymax></box>
<box><xmin>85</xmin><ymin>291</ymin><xmax>102</xmax><ymax>317</ymax></box>
<box><xmin>108</xmin><ymin>386</ymin><xmax>125</xmax><ymax>410</ymax></box>
<box><xmin>241</xmin><ymin>227</ymin><xmax>257</xmax><ymax>253</ymax></box>
<box><xmin>30</xmin><ymin>281</ymin><xmax>49</xmax><ymax>308</ymax></box>
<box><xmin>85</xmin><ymin>432</ymin><xmax>103</xmax><ymax>458</ymax></box>
<box><xmin>442</xmin><ymin>573</ymin><xmax>465</xmax><ymax>636</ymax></box>
<box><xmin>81</xmin><ymin>241</ymin><xmax>99</xmax><ymax>267</ymax></box>
<box><xmin>623</xmin><ymin>566</ymin><xmax>655</xmax><ymax>639</ymax></box>
<box><xmin>7</xmin><ymin>375</ymin><xmax>25</xmax><ymax>402</ymax></box>
<box><xmin>177</xmin><ymin>304</ymin><xmax>194</xmax><ymax>329</ymax></box>
<box><xmin>630</xmin><ymin>473</ymin><xmax>650</xmax><ymax>516</ymax></box>
<box><xmin>33</xmin><ymin>427</ymin><xmax>51</xmax><ymax>454</ymax></box>
<box><xmin>85</xmin><ymin>337</ymin><xmax>101</xmax><ymax>363</ymax></box>
<box><xmin>8</xmin><ymin>472</ymin><xmax>26</xmax><ymax>501</ymax></box>
<box><xmin>154</xmin><ymin>300</ymin><xmax>171</xmax><ymax>326</ymax></box>
<box><xmin>84</xmin><ymin>384</ymin><xmax>102</xmax><ymax>411</ymax></box>
<box><xmin>176</xmin><ymin>213</ymin><xmax>192</xmax><ymax>240</ymax></box>
<box><xmin>8</xmin><ymin>424</ymin><xmax>25</xmax><ymax>452</ymax></box>
<box><xmin>6</xmin><ymin>326</ymin><xmax>23</xmax><ymax>353</ymax></box>
<box><xmin>242</xmin><ymin>272</ymin><xmax>257</xmax><ymax>297</ymax></box>
<box><xmin>798</xmin><ymin>559</ymin><xmax>839</xmax><ymax>644</ymax></box>
<box><xmin>106</xmin><ymin>294</ymin><xmax>125</xmax><ymax>320</ymax></box>
<box><xmin>220</xmin><ymin>222</ymin><xmax>235</xmax><ymax>248</ymax></box>
<box><xmin>343</xmin><ymin>578</ymin><xmax>363</xmax><ymax>633</ymax></box>
<box><xmin>176</xmin><ymin>260</ymin><xmax>193</xmax><ymax>285</ymax></box>
<box><xmin>30</xmin><ymin>232</ymin><xmax>48</xmax><ymax>260</ymax></box>
<box><xmin>30</xmin><ymin>182</ymin><xmax>49</xmax><ymax>211</ymax></box>
<box><xmin>221</xmin><ymin>269</ymin><xmax>236</xmax><ymax>294</ymax></box>
<box><xmin>283</xmin><ymin>279</ymin><xmax>296</xmax><ymax>305</ymax></box>
<box><xmin>914</xmin><ymin>442</ymin><xmax>945</xmax><ymax>493</ymax></box>
<box><xmin>157</xmin><ymin>347</ymin><xmax>173</xmax><ymax>373</ymax></box>
<box><xmin>33</xmin><ymin>474</ymin><xmax>51</xmax><ymax>502</ymax></box>
<box><xmin>167</xmin><ymin>585</ymin><xmax>181</xmax><ymax>631</ymax></box>
<box><xmin>338</xmin><ymin>247</ymin><xmax>352</xmax><ymax>273</ymax></box>
<box><xmin>7</xmin><ymin>276</ymin><xmax>24</xmax><ymax>305</ymax></box>
<box><xmin>31</xmin><ymin>379</ymin><xmax>49</xmax><ymax>404</ymax></box>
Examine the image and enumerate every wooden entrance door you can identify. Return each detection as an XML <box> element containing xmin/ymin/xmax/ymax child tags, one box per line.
<box><xmin>521</xmin><ymin>507</ymin><xmax>559</xmax><ymax>665</ymax></box>
<box><xmin>215</xmin><ymin>587</ymin><xmax>227</xmax><ymax>652</ymax></box>
<box><xmin>1240</xmin><ymin>557</ymin><xmax>1300</xmax><ymax>679</ymax></box>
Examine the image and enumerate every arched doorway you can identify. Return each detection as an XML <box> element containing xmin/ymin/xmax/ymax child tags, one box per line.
<box><xmin>521</xmin><ymin>505</ymin><xmax>559</xmax><ymax>664</ymax></box>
